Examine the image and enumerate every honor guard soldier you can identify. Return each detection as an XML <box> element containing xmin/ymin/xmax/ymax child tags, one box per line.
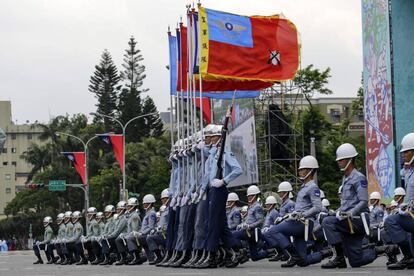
<box><xmin>61</xmin><ymin>211</ymin><xmax>74</xmax><ymax>265</ymax></box>
<box><xmin>97</xmin><ymin>205</ymin><xmax>117</xmax><ymax>265</ymax></box>
<box><xmin>137</xmin><ymin>195</ymin><xmax>157</xmax><ymax>264</ymax></box>
<box><xmin>368</xmin><ymin>191</ymin><xmax>384</xmax><ymax>243</ymax></box>
<box><xmin>76</xmin><ymin>207</ymin><xmax>101</xmax><ymax>265</ymax></box>
<box><xmin>198</xmin><ymin>124</ymin><xmax>242</xmax><ymax>268</ymax></box>
<box><xmin>262</xmin><ymin>196</ymin><xmax>279</xmax><ymax>232</ymax></box>
<box><xmin>33</xmin><ymin>216</ymin><xmax>55</xmax><ymax>264</ymax></box>
<box><xmin>226</xmin><ymin>192</ymin><xmax>242</xmax><ymax>231</ymax></box>
<box><xmin>147</xmin><ymin>189</ymin><xmax>170</xmax><ymax>265</ymax></box>
<box><xmin>53</xmin><ymin>213</ymin><xmax>66</xmax><ymax>264</ymax></box>
<box><xmin>68</xmin><ymin>211</ymin><xmax>84</xmax><ymax>264</ymax></box>
<box><xmin>269</xmin><ymin>156</ymin><xmax>330</xmax><ymax>267</ymax></box>
<box><xmin>322</xmin><ymin>143</ymin><xmax>398</xmax><ymax>269</ymax></box>
<box><xmin>115</xmin><ymin>197</ymin><xmax>141</xmax><ymax>265</ymax></box>
<box><xmin>384</xmin><ymin>133</ymin><xmax>414</xmax><ymax>270</ymax></box>
<box><xmin>102</xmin><ymin>201</ymin><xmax>128</xmax><ymax>265</ymax></box>
<box><xmin>97</xmin><ymin>212</ymin><xmax>105</xmax><ymax>234</ymax></box>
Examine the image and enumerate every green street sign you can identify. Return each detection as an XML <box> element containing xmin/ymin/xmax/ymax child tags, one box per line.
<box><xmin>49</xmin><ymin>180</ymin><xmax>66</xmax><ymax>191</ymax></box>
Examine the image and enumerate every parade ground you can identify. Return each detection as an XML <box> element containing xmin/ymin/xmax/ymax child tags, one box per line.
<box><xmin>0</xmin><ymin>251</ymin><xmax>412</xmax><ymax>276</ymax></box>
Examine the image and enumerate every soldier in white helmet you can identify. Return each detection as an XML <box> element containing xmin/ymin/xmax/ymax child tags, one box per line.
<box><xmin>61</xmin><ymin>211</ymin><xmax>83</xmax><ymax>265</ymax></box>
<box><xmin>383</xmin><ymin>133</ymin><xmax>414</xmax><ymax>270</ymax></box>
<box><xmin>33</xmin><ymin>216</ymin><xmax>55</xmax><ymax>264</ymax></box>
<box><xmin>114</xmin><ymin>198</ymin><xmax>141</xmax><ymax>265</ymax></box>
<box><xmin>101</xmin><ymin>201</ymin><xmax>128</xmax><ymax>265</ymax></box>
<box><xmin>369</xmin><ymin>192</ymin><xmax>384</xmax><ymax>231</ymax></box>
<box><xmin>97</xmin><ymin>204</ymin><xmax>117</xmax><ymax>265</ymax></box>
<box><xmin>262</xmin><ymin>196</ymin><xmax>279</xmax><ymax>233</ymax></box>
<box><xmin>147</xmin><ymin>189</ymin><xmax>170</xmax><ymax>265</ymax></box>
<box><xmin>60</xmin><ymin>211</ymin><xmax>74</xmax><ymax>265</ymax></box>
<box><xmin>226</xmin><ymin>192</ymin><xmax>241</xmax><ymax>231</ymax></box>
<box><xmin>53</xmin><ymin>213</ymin><xmax>66</xmax><ymax>264</ymax></box>
<box><xmin>137</xmin><ymin>194</ymin><xmax>157</xmax><ymax>264</ymax></box>
<box><xmin>76</xmin><ymin>207</ymin><xmax>100</xmax><ymax>265</ymax></box>
<box><xmin>322</xmin><ymin>143</ymin><xmax>398</xmax><ymax>269</ymax></box>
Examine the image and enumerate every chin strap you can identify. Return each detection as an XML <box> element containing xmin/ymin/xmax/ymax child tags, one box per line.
<box><xmin>405</xmin><ymin>154</ymin><xmax>414</xmax><ymax>166</ymax></box>
<box><xmin>340</xmin><ymin>159</ymin><xmax>352</xmax><ymax>172</ymax></box>
<box><xmin>300</xmin><ymin>169</ymin><xmax>314</xmax><ymax>181</ymax></box>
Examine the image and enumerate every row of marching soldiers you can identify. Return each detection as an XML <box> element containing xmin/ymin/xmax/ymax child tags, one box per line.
<box><xmin>33</xmin><ymin>128</ymin><xmax>414</xmax><ymax>270</ymax></box>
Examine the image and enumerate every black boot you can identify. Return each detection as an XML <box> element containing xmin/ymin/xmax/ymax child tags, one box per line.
<box><xmin>55</xmin><ymin>255</ymin><xmax>65</xmax><ymax>265</ymax></box>
<box><xmin>91</xmin><ymin>255</ymin><xmax>103</xmax><ymax>265</ymax></box>
<box><xmin>149</xmin><ymin>250</ymin><xmax>163</xmax><ymax>265</ymax></box>
<box><xmin>182</xmin><ymin>250</ymin><xmax>197</xmax><ymax>268</ymax></box>
<box><xmin>269</xmin><ymin>248</ymin><xmax>283</xmax><ymax>262</ymax></box>
<box><xmin>33</xmin><ymin>254</ymin><xmax>43</xmax><ymax>265</ymax></box>
<box><xmin>115</xmin><ymin>252</ymin><xmax>127</xmax><ymax>265</ymax></box>
<box><xmin>198</xmin><ymin>251</ymin><xmax>217</xmax><ymax>269</ymax></box>
<box><xmin>321</xmin><ymin>245</ymin><xmax>347</xmax><ymax>269</ymax></box>
<box><xmin>281</xmin><ymin>245</ymin><xmax>304</xmax><ymax>268</ymax></box>
<box><xmin>237</xmin><ymin>248</ymin><xmax>249</xmax><ymax>264</ymax></box>
<box><xmin>156</xmin><ymin>250</ymin><xmax>171</xmax><ymax>267</ymax></box>
<box><xmin>129</xmin><ymin>251</ymin><xmax>144</xmax><ymax>265</ymax></box>
<box><xmin>217</xmin><ymin>248</ymin><xmax>227</xmax><ymax>267</ymax></box>
<box><xmin>100</xmin><ymin>253</ymin><xmax>113</xmax><ymax>265</ymax></box>
<box><xmin>165</xmin><ymin>250</ymin><xmax>182</xmax><ymax>267</ymax></box>
<box><xmin>76</xmin><ymin>254</ymin><xmax>88</xmax><ymax>265</ymax></box>
<box><xmin>224</xmin><ymin>249</ymin><xmax>240</xmax><ymax>268</ymax></box>
<box><xmin>191</xmin><ymin>250</ymin><xmax>206</xmax><ymax>268</ymax></box>
<box><xmin>170</xmin><ymin>250</ymin><xmax>190</xmax><ymax>268</ymax></box>
<box><xmin>157</xmin><ymin>250</ymin><xmax>175</xmax><ymax>267</ymax></box>
<box><xmin>388</xmin><ymin>242</ymin><xmax>413</xmax><ymax>270</ymax></box>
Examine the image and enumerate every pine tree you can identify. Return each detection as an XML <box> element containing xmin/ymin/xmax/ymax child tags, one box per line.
<box><xmin>89</xmin><ymin>49</ymin><xmax>120</xmax><ymax>132</ymax></box>
<box><xmin>142</xmin><ymin>96</ymin><xmax>164</xmax><ymax>137</ymax></box>
<box><xmin>118</xmin><ymin>36</ymin><xmax>148</xmax><ymax>142</ymax></box>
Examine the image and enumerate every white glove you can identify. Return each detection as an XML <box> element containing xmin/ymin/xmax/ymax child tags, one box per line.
<box><xmin>36</xmin><ymin>241</ymin><xmax>40</xmax><ymax>245</ymax></box>
<box><xmin>398</xmin><ymin>208</ymin><xmax>407</xmax><ymax>215</ymax></box>
<box><xmin>191</xmin><ymin>192</ymin><xmax>198</xmax><ymax>203</ymax></box>
<box><xmin>197</xmin><ymin>141</ymin><xmax>205</xmax><ymax>150</ymax></box>
<box><xmin>211</xmin><ymin>178</ymin><xmax>225</xmax><ymax>188</ymax></box>
<box><xmin>236</xmin><ymin>224</ymin><xmax>243</xmax><ymax>231</ymax></box>
<box><xmin>197</xmin><ymin>190</ymin><xmax>205</xmax><ymax>202</ymax></box>
<box><xmin>62</xmin><ymin>238</ymin><xmax>67</xmax><ymax>243</ymax></box>
<box><xmin>274</xmin><ymin>217</ymin><xmax>283</xmax><ymax>224</ymax></box>
<box><xmin>261</xmin><ymin>227</ymin><xmax>269</xmax><ymax>234</ymax></box>
<box><xmin>191</xmin><ymin>144</ymin><xmax>197</xmax><ymax>152</ymax></box>
<box><xmin>181</xmin><ymin>196</ymin><xmax>188</xmax><ymax>206</ymax></box>
<box><xmin>170</xmin><ymin>197</ymin><xmax>177</xmax><ymax>207</ymax></box>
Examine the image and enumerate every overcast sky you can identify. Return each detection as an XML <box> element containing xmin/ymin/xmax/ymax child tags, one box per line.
<box><xmin>0</xmin><ymin>0</ymin><xmax>362</xmax><ymax>124</ymax></box>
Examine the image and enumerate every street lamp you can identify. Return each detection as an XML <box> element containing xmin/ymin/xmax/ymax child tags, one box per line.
<box><xmin>55</xmin><ymin>132</ymin><xmax>99</xmax><ymax>217</ymax></box>
<box><xmin>90</xmin><ymin>112</ymin><xmax>157</xmax><ymax>200</ymax></box>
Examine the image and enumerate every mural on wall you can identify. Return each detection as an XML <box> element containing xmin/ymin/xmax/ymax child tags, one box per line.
<box><xmin>361</xmin><ymin>0</ymin><xmax>395</xmax><ymax>198</ymax></box>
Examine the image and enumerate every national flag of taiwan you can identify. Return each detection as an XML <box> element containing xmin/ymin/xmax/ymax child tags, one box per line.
<box><xmin>195</xmin><ymin>98</ymin><xmax>211</xmax><ymax>124</ymax></box>
<box><xmin>63</xmin><ymin>152</ymin><xmax>86</xmax><ymax>184</ymax></box>
<box><xmin>198</xmin><ymin>7</ymin><xmax>300</xmax><ymax>82</ymax></box>
<box><xmin>99</xmin><ymin>134</ymin><xmax>124</xmax><ymax>174</ymax></box>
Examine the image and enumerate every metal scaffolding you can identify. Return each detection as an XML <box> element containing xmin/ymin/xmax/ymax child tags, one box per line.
<box><xmin>255</xmin><ymin>81</ymin><xmax>305</xmax><ymax>192</ymax></box>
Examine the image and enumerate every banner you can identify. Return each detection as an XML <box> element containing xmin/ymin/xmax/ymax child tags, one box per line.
<box><xmin>63</xmin><ymin>152</ymin><xmax>86</xmax><ymax>184</ymax></box>
<box><xmin>99</xmin><ymin>134</ymin><xmax>124</xmax><ymax>174</ymax></box>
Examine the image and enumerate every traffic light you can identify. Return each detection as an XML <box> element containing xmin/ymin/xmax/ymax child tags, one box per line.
<box><xmin>26</xmin><ymin>183</ymin><xmax>45</xmax><ymax>190</ymax></box>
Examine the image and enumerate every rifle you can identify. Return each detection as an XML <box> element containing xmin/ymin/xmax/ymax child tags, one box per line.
<box><xmin>215</xmin><ymin>91</ymin><xmax>237</xmax><ymax>179</ymax></box>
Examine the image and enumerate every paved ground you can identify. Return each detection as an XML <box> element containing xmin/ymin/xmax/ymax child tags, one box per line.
<box><xmin>0</xmin><ymin>251</ymin><xmax>413</xmax><ymax>276</ymax></box>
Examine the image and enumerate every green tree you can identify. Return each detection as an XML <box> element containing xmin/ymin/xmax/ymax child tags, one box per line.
<box><xmin>294</xmin><ymin>64</ymin><xmax>333</xmax><ymax>107</ymax></box>
<box><xmin>142</xmin><ymin>96</ymin><xmax>164</xmax><ymax>137</ymax></box>
<box><xmin>118</xmin><ymin>36</ymin><xmax>148</xmax><ymax>142</ymax></box>
<box><xmin>89</xmin><ymin>49</ymin><xmax>121</xmax><ymax>132</ymax></box>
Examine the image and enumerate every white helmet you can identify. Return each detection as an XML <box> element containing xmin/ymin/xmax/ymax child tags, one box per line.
<box><xmin>227</xmin><ymin>192</ymin><xmax>239</xmax><ymax>202</ymax></box>
<box><xmin>96</xmin><ymin>212</ymin><xmax>104</xmax><ymax>219</ymax></box>
<box><xmin>400</xmin><ymin>133</ymin><xmax>414</xmax><ymax>152</ymax></box>
<box><xmin>370</xmin><ymin>191</ymin><xmax>381</xmax><ymax>200</ymax></box>
<box><xmin>394</xmin><ymin>187</ymin><xmax>406</xmax><ymax>196</ymax></box>
<box><xmin>204</xmin><ymin>124</ymin><xmax>216</xmax><ymax>137</ymax></box>
<box><xmin>241</xmin><ymin>205</ymin><xmax>248</xmax><ymax>212</ymax></box>
<box><xmin>64</xmin><ymin>211</ymin><xmax>72</xmax><ymax>219</ymax></box>
<box><xmin>161</xmin><ymin>188</ymin><xmax>169</xmax><ymax>199</ymax></box>
<box><xmin>143</xmin><ymin>194</ymin><xmax>156</xmax><ymax>204</ymax></box>
<box><xmin>104</xmin><ymin>205</ymin><xmax>115</xmax><ymax>213</ymax></box>
<box><xmin>322</xmin><ymin>198</ymin><xmax>330</xmax><ymax>207</ymax></box>
<box><xmin>87</xmin><ymin>207</ymin><xmax>97</xmax><ymax>214</ymax></box>
<box><xmin>57</xmin><ymin>213</ymin><xmax>64</xmax><ymax>223</ymax></box>
<box><xmin>127</xmin><ymin>197</ymin><xmax>139</xmax><ymax>207</ymax></box>
<box><xmin>116</xmin><ymin>201</ymin><xmax>127</xmax><ymax>209</ymax></box>
<box><xmin>265</xmin><ymin>196</ymin><xmax>277</xmax><ymax>205</ymax></box>
<box><xmin>43</xmin><ymin>216</ymin><xmax>52</xmax><ymax>226</ymax></box>
<box><xmin>338</xmin><ymin>185</ymin><xmax>343</xmax><ymax>194</ymax></box>
<box><xmin>72</xmin><ymin>211</ymin><xmax>82</xmax><ymax>219</ymax></box>
<box><xmin>159</xmin><ymin>205</ymin><xmax>167</xmax><ymax>212</ymax></box>
<box><xmin>336</xmin><ymin>143</ymin><xmax>358</xmax><ymax>161</ymax></box>
<box><xmin>390</xmin><ymin>200</ymin><xmax>398</xmax><ymax>207</ymax></box>
<box><xmin>278</xmin><ymin>181</ymin><xmax>293</xmax><ymax>192</ymax></box>
<box><xmin>247</xmin><ymin>185</ymin><xmax>261</xmax><ymax>196</ymax></box>
<box><xmin>298</xmin><ymin>155</ymin><xmax>319</xmax><ymax>170</ymax></box>
<box><xmin>320</xmin><ymin>190</ymin><xmax>325</xmax><ymax>199</ymax></box>
<box><xmin>212</xmin><ymin>125</ymin><xmax>223</xmax><ymax>136</ymax></box>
